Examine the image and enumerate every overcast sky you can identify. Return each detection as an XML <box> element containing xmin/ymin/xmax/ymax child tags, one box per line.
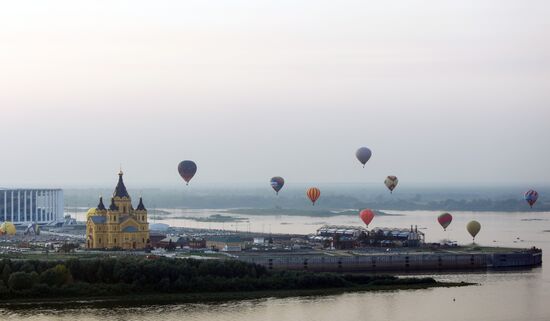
<box><xmin>0</xmin><ymin>1</ymin><xmax>549</xmax><ymax>188</ymax></box>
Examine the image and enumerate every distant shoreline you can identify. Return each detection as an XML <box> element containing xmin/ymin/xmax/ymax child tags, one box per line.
<box><xmin>224</xmin><ymin>208</ymin><xmax>402</xmax><ymax>217</ymax></box>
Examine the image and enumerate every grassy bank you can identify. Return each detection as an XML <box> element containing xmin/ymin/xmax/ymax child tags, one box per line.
<box><xmin>0</xmin><ymin>281</ymin><xmax>472</xmax><ymax>309</ymax></box>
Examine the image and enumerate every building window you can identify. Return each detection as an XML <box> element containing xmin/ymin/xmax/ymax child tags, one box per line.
<box><xmin>114</xmin><ymin>238</ymin><xmax>117</xmax><ymax>243</ymax></box>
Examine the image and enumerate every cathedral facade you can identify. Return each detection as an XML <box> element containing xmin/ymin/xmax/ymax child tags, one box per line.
<box><xmin>86</xmin><ymin>171</ymin><xmax>150</xmax><ymax>249</ymax></box>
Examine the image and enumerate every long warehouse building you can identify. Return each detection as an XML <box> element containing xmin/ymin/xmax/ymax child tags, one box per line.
<box><xmin>0</xmin><ymin>188</ymin><xmax>64</xmax><ymax>225</ymax></box>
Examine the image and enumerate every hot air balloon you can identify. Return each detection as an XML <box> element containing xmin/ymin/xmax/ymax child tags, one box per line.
<box><xmin>178</xmin><ymin>160</ymin><xmax>197</xmax><ymax>185</ymax></box>
<box><xmin>307</xmin><ymin>187</ymin><xmax>321</xmax><ymax>206</ymax></box>
<box><xmin>0</xmin><ymin>222</ymin><xmax>16</xmax><ymax>236</ymax></box>
<box><xmin>466</xmin><ymin>220</ymin><xmax>481</xmax><ymax>241</ymax></box>
<box><xmin>438</xmin><ymin>213</ymin><xmax>453</xmax><ymax>231</ymax></box>
<box><xmin>359</xmin><ymin>209</ymin><xmax>375</xmax><ymax>227</ymax></box>
<box><xmin>355</xmin><ymin>147</ymin><xmax>372</xmax><ymax>167</ymax></box>
<box><xmin>384</xmin><ymin>176</ymin><xmax>398</xmax><ymax>193</ymax></box>
<box><xmin>270</xmin><ymin>177</ymin><xmax>285</xmax><ymax>195</ymax></box>
<box><xmin>524</xmin><ymin>190</ymin><xmax>539</xmax><ymax>208</ymax></box>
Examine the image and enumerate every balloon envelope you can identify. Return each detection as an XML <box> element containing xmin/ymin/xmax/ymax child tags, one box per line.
<box><xmin>359</xmin><ymin>209</ymin><xmax>375</xmax><ymax>227</ymax></box>
<box><xmin>355</xmin><ymin>147</ymin><xmax>372</xmax><ymax>167</ymax></box>
<box><xmin>0</xmin><ymin>222</ymin><xmax>16</xmax><ymax>235</ymax></box>
<box><xmin>466</xmin><ymin>220</ymin><xmax>481</xmax><ymax>240</ymax></box>
<box><xmin>524</xmin><ymin>190</ymin><xmax>539</xmax><ymax>208</ymax></box>
<box><xmin>270</xmin><ymin>177</ymin><xmax>285</xmax><ymax>195</ymax></box>
<box><xmin>384</xmin><ymin>176</ymin><xmax>398</xmax><ymax>193</ymax></box>
<box><xmin>438</xmin><ymin>213</ymin><xmax>453</xmax><ymax>230</ymax></box>
<box><xmin>306</xmin><ymin>187</ymin><xmax>321</xmax><ymax>205</ymax></box>
<box><xmin>178</xmin><ymin>160</ymin><xmax>197</xmax><ymax>185</ymax></box>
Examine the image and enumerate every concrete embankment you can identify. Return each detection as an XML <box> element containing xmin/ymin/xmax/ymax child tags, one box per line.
<box><xmin>236</xmin><ymin>249</ymin><xmax>542</xmax><ymax>272</ymax></box>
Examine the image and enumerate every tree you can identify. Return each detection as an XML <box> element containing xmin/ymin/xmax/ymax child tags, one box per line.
<box><xmin>2</xmin><ymin>264</ymin><xmax>12</xmax><ymax>285</ymax></box>
<box><xmin>8</xmin><ymin>272</ymin><xmax>36</xmax><ymax>291</ymax></box>
<box><xmin>40</xmin><ymin>264</ymin><xmax>73</xmax><ymax>287</ymax></box>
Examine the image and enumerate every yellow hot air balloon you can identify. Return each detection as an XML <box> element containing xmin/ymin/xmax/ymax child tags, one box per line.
<box><xmin>466</xmin><ymin>220</ymin><xmax>481</xmax><ymax>241</ymax></box>
<box><xmin>0</xmin><ymin>222</ymin><xmax>16</xmax><ymax>236</ymax></box>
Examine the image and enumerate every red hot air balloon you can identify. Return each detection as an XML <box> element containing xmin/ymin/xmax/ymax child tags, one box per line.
<box><xmin>359</xmin><ymin>209</ymin><xmax>375</xmax><ymax>227</ymax></box>
<box><xmin>438</xmin><ymin>213</ymin><xmax>453</xmax><ymax>231</ymax></box>
<box><xmin>306</xmin><ymin>187</ymin><xmax>321</xmax><ymax>206</ymax></box>
<box><xmin>178</xmin><ymin>160</ymin><xmax>197</xmax><ymax>185</ymax></box>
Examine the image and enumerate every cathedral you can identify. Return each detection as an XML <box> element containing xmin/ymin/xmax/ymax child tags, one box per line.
<box><xmin>86</xmin><ymin>171</ymin><xmax>150</xmax><ymax>249</ymax></box>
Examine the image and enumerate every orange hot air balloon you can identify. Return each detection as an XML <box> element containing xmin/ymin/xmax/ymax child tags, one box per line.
<box><xmin>306</xmin><ymin>187</ymin><xmax>321</xmax><ymax>206</ymax></box>
<box><xmin>359</xmin><ymin>209</ymin><xmax>375</xmax><ymax>227</ymax></box>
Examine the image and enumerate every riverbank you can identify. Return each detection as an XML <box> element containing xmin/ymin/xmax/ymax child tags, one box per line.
<box><xmin>0</xmin><ymin>280</ymin><xmax>472</xmax><ymax>310</ymax></box>
<box><xmin>0</xmin><ymin>256</ymin><xmax>474</xmax><ymax>309</ymax></box>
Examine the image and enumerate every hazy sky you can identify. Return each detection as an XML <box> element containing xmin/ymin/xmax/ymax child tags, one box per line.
<box><xmin>1</xmin><ymin>1</ymin><xmax>549</xmax><ymax>188</ymax></box>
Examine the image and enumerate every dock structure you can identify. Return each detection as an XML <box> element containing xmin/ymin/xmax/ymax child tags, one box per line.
<box><xmin>235</xmin><ymin>248</ymin><xmax>542</xmax><ymax>272</ymax></box>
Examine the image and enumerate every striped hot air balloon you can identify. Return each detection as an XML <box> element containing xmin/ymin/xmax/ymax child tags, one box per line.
<box><xmin>306</xmin><ymin>187</ymin><xmax>321</xmax><ymax>206</ymax></box>
<box><xmin>524</xmin><ymin>190</ymin><xmax>539</xmax><ymax>208</ymax></box>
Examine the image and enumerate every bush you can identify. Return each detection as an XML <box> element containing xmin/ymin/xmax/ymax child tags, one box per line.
<box><xmin>40</xmin><ymin>264</ymin><xmax>73</xmax><ymax>287</ymax></box>
<box><xmin>8</xmin><ymin>272</ymin><xmax>37</xmax><ymax>291</ymax></box>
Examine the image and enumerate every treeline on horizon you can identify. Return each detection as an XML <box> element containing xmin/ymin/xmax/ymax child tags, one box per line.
<box><xmin>64</xmin><ymin>188</ymin><xmax>549</xmax><ymax>212</ymax></box>
<box><xmin>0</xmin><ymin>257</ymin><xmax>436</xmax><ymax>300</ymax></box>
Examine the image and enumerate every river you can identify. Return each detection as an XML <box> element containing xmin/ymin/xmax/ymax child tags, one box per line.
<box><xmin>4</xmin><ymin>210</ymin><xmax>550</xmax><ymax>321</ymax></box>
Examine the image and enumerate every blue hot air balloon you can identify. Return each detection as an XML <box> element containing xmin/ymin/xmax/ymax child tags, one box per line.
<box><xmin>356</xmin><ymin>147</ymin><xmax>372</xmax><ymax>167</ymax></box>
<box><xmin>270</xmin><ymin>177</ymin><xmax>285</xmax><ymax>195</ymax></box>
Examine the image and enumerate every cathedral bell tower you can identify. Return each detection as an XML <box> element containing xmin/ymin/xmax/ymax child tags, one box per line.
<box><xmin>113</xmin><ymin>170</ymin><xmax>133</xmax><ymax>214</ymax></box>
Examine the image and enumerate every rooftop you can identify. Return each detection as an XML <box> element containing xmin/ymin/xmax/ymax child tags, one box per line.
<box><xmin>113</xmin><ymin>171</ymin><xmax>130</xmax><ymax>198</ymax></box>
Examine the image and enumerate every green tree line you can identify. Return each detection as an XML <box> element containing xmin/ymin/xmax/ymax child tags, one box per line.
<box><xmin>0</xmin><ymin>257</ymin><xmax>436</xmax><ymax>300</ymax></box>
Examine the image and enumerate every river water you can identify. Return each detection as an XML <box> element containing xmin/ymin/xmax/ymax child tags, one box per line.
<box><xmin>4</xmin><ymin>210</ymin><xmax>550</xmax><ymax>321</ymax></box>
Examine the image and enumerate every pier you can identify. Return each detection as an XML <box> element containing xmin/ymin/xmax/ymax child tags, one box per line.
<box><xmin>236</xmin><ymin>248</ymin><xmax>542</xmax><ymax>272</ymax></box>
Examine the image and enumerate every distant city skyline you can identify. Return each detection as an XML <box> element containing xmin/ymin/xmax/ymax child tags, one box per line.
<box><xmin>1</xmin><ymin>1</ymin><xmax>549</xmax><ymax>187</ymax></box>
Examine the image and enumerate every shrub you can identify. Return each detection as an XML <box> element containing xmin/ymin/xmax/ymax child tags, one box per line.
<box><xmin>8</xmin><ymin>272</ymin><xmax>37</xmax><ymax>291</ymax></box>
